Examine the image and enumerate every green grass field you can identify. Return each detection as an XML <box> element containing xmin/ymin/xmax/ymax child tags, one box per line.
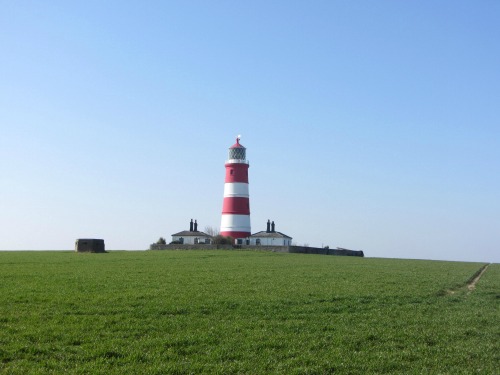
<box><xmin>0</xmin><ymin>250</ymin><xmax>498</xmax><ymax>374</ymax></box>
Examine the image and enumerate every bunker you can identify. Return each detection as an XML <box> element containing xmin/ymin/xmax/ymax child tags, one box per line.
<box><xmin>75</xmin><ymin>239</ymin><xmax>105</xmax><ymax>253</ymax></box>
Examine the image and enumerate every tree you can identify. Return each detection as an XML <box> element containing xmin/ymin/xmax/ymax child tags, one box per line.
<box><xmin>156</xmin><ymin>237</ymin><xmax>166</xmax><ymax>245</ymax></box>
<box><xmin>204</xmin><ymin>226</ymin><xmax>220</xmax><ymax>237</ymax></box>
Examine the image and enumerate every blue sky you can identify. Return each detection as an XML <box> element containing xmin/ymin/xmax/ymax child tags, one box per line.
<box><xmin>1</xmin><ymin>1</ymin><xmax>499</xmax><ymax>262</ymax></box>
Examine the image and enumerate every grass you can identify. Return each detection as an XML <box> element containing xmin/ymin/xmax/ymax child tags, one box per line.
<box><xmin>0</xmin><ymin>250</ymin><xmax>498</xmax><ymax>374</ymax></box>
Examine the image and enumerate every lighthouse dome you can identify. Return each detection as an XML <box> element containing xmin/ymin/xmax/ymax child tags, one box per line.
<box><xmin>228</xmin><ymin>137</ymin><xmax>246</xmax><ymax>161</ymax></box>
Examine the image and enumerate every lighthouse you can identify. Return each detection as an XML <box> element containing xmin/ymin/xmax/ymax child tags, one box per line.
<box><xmin>220</xmin><ymin>136</ymin><xmax>251</xmax><ymax>240</ymax></box>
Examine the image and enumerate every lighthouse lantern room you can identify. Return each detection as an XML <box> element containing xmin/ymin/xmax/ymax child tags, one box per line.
<box><xmin>220</xmin><ymin>136</ymin><xmax>251</xmax><ymax>240</ymax></box>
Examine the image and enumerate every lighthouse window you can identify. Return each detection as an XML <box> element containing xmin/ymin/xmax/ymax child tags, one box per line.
<box><xmin>229</xmin><ymin>148</ymin><xmax>245</xmax><ymax>160</ymax></box>
<box><xmin>230</xmin><ymin>169</ymin><xmax>234</xmax><ymax>175</ymax></box>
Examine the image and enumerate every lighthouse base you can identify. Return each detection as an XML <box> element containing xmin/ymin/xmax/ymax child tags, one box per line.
<box><xmin>220</xmin><ymin>231</ymin><xmax>250</xmax><ymax>239</ymax></box>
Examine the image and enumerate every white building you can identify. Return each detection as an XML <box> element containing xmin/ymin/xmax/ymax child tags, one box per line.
<box><xmin>171</xmin><ymin>219</ymin><xmax>213</xmax><ymax>245</ymax></box>
<box><xmin>249</xmin><ymin>220</ymin><xmax>292</xmax><ymax>246</ymax></box>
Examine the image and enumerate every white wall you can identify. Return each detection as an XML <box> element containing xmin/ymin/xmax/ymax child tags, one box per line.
<box><xmin>171</xmin><ymin>235</ymin><xmax>211</xmax><ymax>245</ymax></box>
<box><xmin>250</xmin><ymin>237</ymin><xmax>292</xmax><ymax>246</ymax></box>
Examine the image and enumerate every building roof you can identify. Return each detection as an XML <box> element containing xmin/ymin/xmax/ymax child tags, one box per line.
<box><xmin>171</xmin><ymin>230</ymin><xmax>213</xmax><ymax>237</ymax></box>
<box><xmin>250</xmin><ymin>231</ymin><xmax>292</xmax><ymax>239</ymax></box>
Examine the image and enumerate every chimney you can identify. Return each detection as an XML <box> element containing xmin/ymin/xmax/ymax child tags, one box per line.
<box><xmin>194</xmin><ymin>220</ymin><xmax>198</xmax><ymax>232</ymax></box>
<box><xmin>271</xmin><ymin>221</ymin><xmax>275</xmax><ymax>233</ymax></box>
<box><xmin>266</xmin><ymin>219</ymin><xmax>271</xmax><ymax>233</ymax></box>
<box><xmin>189</xmin><ymin>219</ymin><xmax>193</xmax><ymax>232</ymax></box>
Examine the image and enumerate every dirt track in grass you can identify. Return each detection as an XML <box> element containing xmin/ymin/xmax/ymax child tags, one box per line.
<box><xmin>467</xmin><ymin>263</ymin><xmax>490</xmax><ymax>292</ymax></box>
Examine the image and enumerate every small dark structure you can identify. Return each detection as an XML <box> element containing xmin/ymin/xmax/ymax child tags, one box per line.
<box><xmin>75</xmin><ymin>239</ymin><xmax>105</xmax><ymax>253</ymax></box>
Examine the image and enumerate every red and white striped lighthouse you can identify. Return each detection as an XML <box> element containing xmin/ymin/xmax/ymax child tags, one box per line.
<box><xmin>220</xmin><ymin>136</ymin><xmax>251</xmax><ymax>239</ymax></box>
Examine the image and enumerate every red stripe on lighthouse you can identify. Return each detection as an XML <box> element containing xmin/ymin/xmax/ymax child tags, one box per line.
<box><xmin>220</xmin><ymin>230</ymin><xmax>250</xmax><ymax>238</ymax></box>
<box><xmin>222</xmin><ymin>197</ymin><xmax>250</xmax><ymax>215</ymax></box>
<box><xmin>225</xmin><ymin>163</ymin><xmax>249</xmax><ymax>183</ymax></box>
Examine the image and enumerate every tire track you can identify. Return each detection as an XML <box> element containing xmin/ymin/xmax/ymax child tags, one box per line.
<box><xmin>441</xmin><ymin>263</ymin><xmax>490</xmax><ymax>296</ymax></box>
<box><xmin>467</xmin><ymin>263</ymin><xmax>490</xmax><ymax>292</ymax></box>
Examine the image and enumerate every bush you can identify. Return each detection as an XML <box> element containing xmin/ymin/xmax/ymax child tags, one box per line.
<box><xmin>212</xmin><ymin>235</ymin><xmax>233</xmax><ymax>245</ymax></box>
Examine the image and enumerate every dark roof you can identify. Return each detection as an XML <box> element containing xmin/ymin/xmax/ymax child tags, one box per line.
<box><xmin>171</xmin><ymin>230</ymin><xmax>213</xmax><ymax>237</ymax></box>
<box><xmin>250</xmin><ymin>231</ymin><xmax>292</xmax><ymax>239</ymax></box>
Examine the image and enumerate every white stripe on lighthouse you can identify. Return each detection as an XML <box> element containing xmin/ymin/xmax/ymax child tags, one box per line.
<box><xmin>221</xmin><ymin>214</ymin><xmax>251</xmax><ymax>232</ymax></box>
<box><xmin>223</xmin><ymin>182</ymin><xmax>249</xmax><ymax>198</ymax></box>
